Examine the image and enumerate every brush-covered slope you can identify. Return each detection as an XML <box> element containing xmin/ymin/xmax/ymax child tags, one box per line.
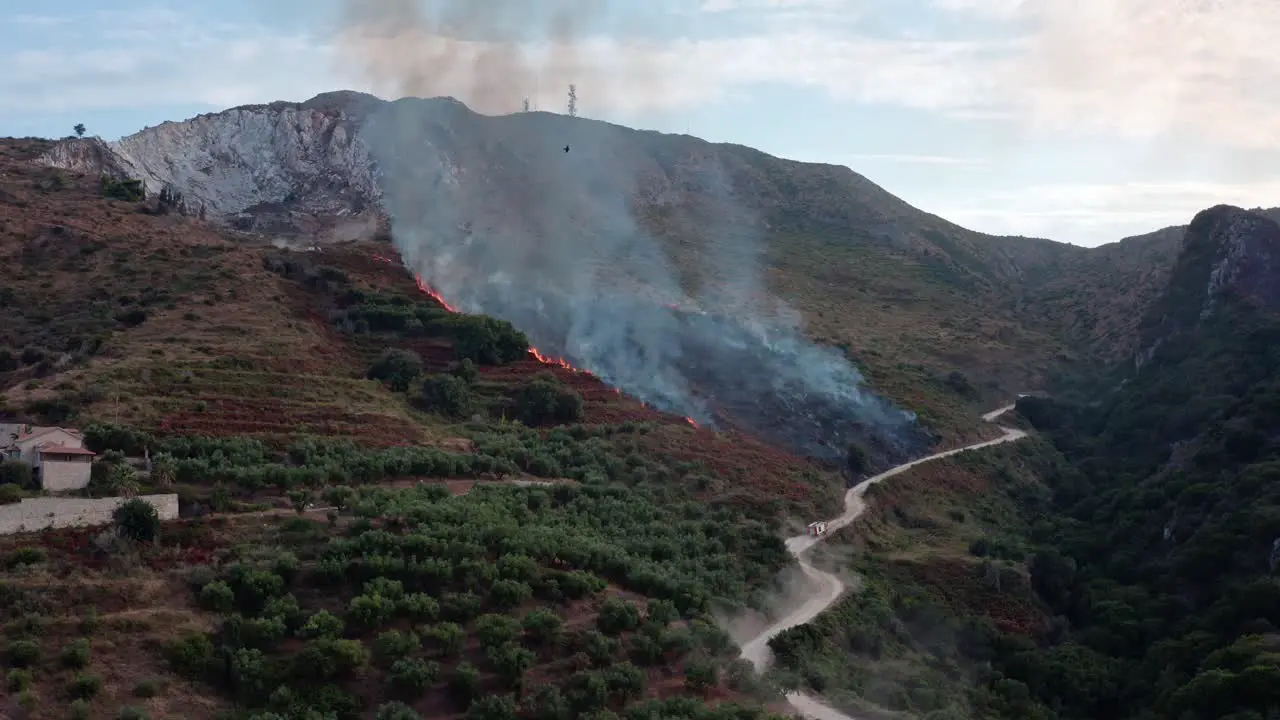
<box><xmin>0</xmin><ymin>137</ymin><xmax>855</xmax><ymax>720</ymax></box>
<box><xmin>0</xmin><ymin>137</ymin><xmax>848</xmax><ymax>520</ymax></box>
<box><xmin>35</xmin><ymin>91</ymin><xmax>1176</xmax><ymax>444</ymax></box>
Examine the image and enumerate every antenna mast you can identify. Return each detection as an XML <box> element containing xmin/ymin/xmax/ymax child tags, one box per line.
<box><xmin>567</xmin><ymin>84</ymin><xmax>577</xmax><ymax>117</ymax></box>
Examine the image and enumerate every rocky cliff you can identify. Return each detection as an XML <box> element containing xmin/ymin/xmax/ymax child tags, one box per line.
<box><xmin>37</xmin><ymin>91</ymin><xmax>1060</xmax><ymax>281</ymax></box>
<box><xmin>32</xmin><ymin>90</ymin><xmax>1210</xmax><ymax>410</ymax></box>
<box><xmin>1135</xmin><ymin>204</ymin><xmax>1280</xmax><ymax>368</ymax></box>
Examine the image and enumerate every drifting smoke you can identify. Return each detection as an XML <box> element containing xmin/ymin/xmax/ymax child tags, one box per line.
<box><xmin>336</xmin><ymin>0</ymin><xmax>930</xmax><ymax>466</ymax></box>
<box><xmin>335</xmin><ymin>0</ymin><xmax>672</xmax><ymax>116</ymax></box>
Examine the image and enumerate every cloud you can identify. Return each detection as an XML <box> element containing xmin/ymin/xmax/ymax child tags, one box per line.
<box><xmin>939</xmin><ymin>0</ymin><xmax>1280</xmax><ymax>149</ymax></box>
<box><xmin>935</xmin><ymin>178</ymin><xmax>1280</xmax><ymax>245</ymax></box>
<box><xmin>7</xmin><ymin>14</ymin><xmax>81</xmax><ymax>27</ymax></box>
<box><xmin>843</xmin><ymin>153</ymin><xmax>986</xmax><ymax>167</ymax></box>
<box><xmin>0</xmin><ymin>8</ymin><xmax>339</xmax><ymax>114</ymax></box>
<box><xmin>3</xmin><ymin>1</ymin><xmax>1277</xmax><ymax>152</ymax></box>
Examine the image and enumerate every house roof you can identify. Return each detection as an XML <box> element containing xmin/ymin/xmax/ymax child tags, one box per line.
<box><xmin>39</xmin><ymin>445</ymin><xmax>95</xmax><ymax>457</ymax></box>
<box><xmin>14</xmin><ymin>426</ymin><xmax>84</xmax><ymax>446</ymax></box>
<box><xmin>15</xmin><ymin>425</ymin><xmax>81</xmax><ymax>443</ymax></box>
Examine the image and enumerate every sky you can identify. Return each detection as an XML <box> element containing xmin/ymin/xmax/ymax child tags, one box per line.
<box><xmin>2</xmin><ymin>0</ymin><xmax>1278</xmax><ymax>247</ymax></box>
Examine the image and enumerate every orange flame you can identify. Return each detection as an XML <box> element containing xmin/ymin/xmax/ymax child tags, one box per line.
<box><xmin>528</xmin><ymin>346</ymin><xmax>582</xmax><ymax>373</ymax></box>
<box><xmin>409</xmin><ymin>273</ymin><xmax>591</xmax><ymax>373</ymax></box>
<box><xmin>372</xmin><ymin>255</ymin><xmax>702</xmax><ymax>429</ymax></box>
<box><xmin>414</xmin><ymin>274</ymin><xmax>459</xmax><ymax>313</ymax></box>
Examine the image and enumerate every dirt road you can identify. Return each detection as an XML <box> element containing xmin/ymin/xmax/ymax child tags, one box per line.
<box><xmin>739</xmin><ymin>404</ymin><xmax>1028</xmax><ymax>719</ymax></box>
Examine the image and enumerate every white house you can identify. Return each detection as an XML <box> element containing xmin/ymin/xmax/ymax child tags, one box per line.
<box><xmin>807</xmin><ymin>520</ymin><xmax>828</xmax><ymax>537</ymax></box>
<box><xmin>1</xmin><ymin>426</ymin><xmax>95</xmax><ymax>491</ymax></box>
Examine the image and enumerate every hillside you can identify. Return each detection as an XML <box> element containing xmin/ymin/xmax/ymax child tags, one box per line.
<box><xmin>35</xmin><ymin>91</ymin><xmax>1183</xmax><ymax>444</ymax></box>
<box><xmin>763</xmin><ymin>205</ymin><xmax>1280</xmax><ymax>719</ymax></box>
<box><xmin>4</xmin><ymin>93</ymin><xmax>1263</xmax><ymax>719</ymax></box>
<box><xmin>0</xmin><ymin>137</ymin><xmax>854</xmax><ymax>719</ymax></box>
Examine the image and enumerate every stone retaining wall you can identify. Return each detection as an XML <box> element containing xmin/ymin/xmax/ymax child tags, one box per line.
<box><xmin>0</xmin><ymin>494</ymin><xmax>179</xmax><ymax>535</ymax></box>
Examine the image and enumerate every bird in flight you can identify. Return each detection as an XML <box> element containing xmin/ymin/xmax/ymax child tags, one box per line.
<box><xmin>564</xmin><ymin>145</ymin><xmax>570</xmax><ymax>153</ymax></box>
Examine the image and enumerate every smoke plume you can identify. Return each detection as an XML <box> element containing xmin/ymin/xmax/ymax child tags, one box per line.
<box><xmin>335</xmin><ymin>0</ymin><xmax>930</xmax><ymax>466</ymax></box>
<box><xmin>335</xmin><ymin>0</ymin><xmax>672</xmax><ymax>116</ymax></box>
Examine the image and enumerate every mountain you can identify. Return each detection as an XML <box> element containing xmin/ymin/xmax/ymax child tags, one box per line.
<box><xmin>765</xmin><ymin>205</ymin><xmax>1280</xmax><ymax>719</ymax></box>
<box><xmin>4</xmin><ymin>91</ymin><xmax>1276</xmax><ymax>719</ymax></box>
<box><xmin>35</xmin><ymin>91</ymin><xmax>1191</xmax><ymax>446</ymax></box>
<box><xmin>0</xmin><ymin>136</ymin><xmax>843</xmax><ymax>720</ymax></box>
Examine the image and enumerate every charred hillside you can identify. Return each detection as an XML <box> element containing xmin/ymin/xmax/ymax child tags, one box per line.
<box><xmin>34</xmin><ymin>91</ymin><xmax>1094</xmax><ymax>426</ymax></box>
<box><xmin>41</xmin><ymin>92</ymin><xmax>955</xmax><ymax>461</ymax></box>
<box><xmin>31</xmin><ymin>91</ymin><xmax>1228</xmax><ymax>448</ymax></box>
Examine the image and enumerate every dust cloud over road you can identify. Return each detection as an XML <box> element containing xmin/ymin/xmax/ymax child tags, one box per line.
<box><xmin>737</xmin><ymin>404</ymin><xmax>1028</xmax><ymax>720</ymax></box>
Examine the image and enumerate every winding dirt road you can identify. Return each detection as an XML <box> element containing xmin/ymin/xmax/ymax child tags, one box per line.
<box><xmin>739</xmin><ymin>403</ymin><xmax>1028</xmax><ymax>720</ymax></box>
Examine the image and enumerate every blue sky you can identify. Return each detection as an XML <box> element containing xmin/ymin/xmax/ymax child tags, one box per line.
<box><xmin>3</xmin><ymin>0</ymin><xmax>1278</xmax><ymax>247</ymax></box>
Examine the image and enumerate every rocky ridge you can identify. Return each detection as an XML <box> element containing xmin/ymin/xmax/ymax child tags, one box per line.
<box><xmin>1135</xmin><ymin>205</ymin><xmax>1280</xmax><ymax>368</ymax></box>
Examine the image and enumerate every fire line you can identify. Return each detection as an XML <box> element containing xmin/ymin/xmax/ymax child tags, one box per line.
<box><xmin>373</xmin><ymin>253</ymin><xmax>698</xmax><ymax>428</ymax></box>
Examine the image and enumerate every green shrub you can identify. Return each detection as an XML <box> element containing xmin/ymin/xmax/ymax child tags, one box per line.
<box><xmin>113</xmin><ymin>497</ymin><xmax>159</xmax><ymax>541</ymax></box>
<box><xmin>60</xmin><ymin>638</ymin><xmax>91</xmax><ymax>668</ymax></box>
<box><xmin>347</xmin><ymin>593</ymin><xmax>396</xmax><ymax>630</ymax></box>
<box><xmin>0</xmin><ymin>483</ymin><xmax>22</xmax><ymax>505</ymax></box>
<box><xmin>6</xmin><ymin>639</ymin><xmax>39</xmax><ymax>667</ymax></box>
<box><xmin>298</xmin><ymin>610</ymin><xmax>344</xmax><ymax>640</ymax></box>
<box><xmin>372</xmin><ymin>630</ymin><xmax>420</xmax><ymax>666</ymax></box>
<box><xmin>198</xmin><ymin>580</ymin><xmax>235</xmax><ymax>613</ymax></box>
<box><xmin>515</xmin><ymin>378</ymin><xmax>584</xmax><ymax>426</ymax></box>
<box><xmin>451</xmin><ymin>358</ymin><xmax>479</xmax><ymax>383</ymax></box>
<box><xmin>423</xmin><ymin>622</ymin><xmax>465</xmax><ymax>656</ymax></box>
<box><xmin>449</xmin><ymin>662</ymin><xmax>482</xmax><ymax>704</ymax></box>
<box><xmin>466</xmin><ymin>693</ymin><xmax>518</xmax><ymax>720</ymax></box>
<box><xmin>367</xmin><ymin>349</ymin><xmax>424</xmax><ymax>392</ymax></box>
<box><xmin>0</xmin><ymin>460</ymin><xmax>33</xmax><ymax>489</ymax></box>
<box><xmin>475</xmin><ymin>614</ymin><xmax>521</xmax><ymax>649</ymax></box>
<box><xmin>132</xmin><ymin>679</ymin><xmax>160</xmax><ymax>698</ymax></box>
<box><xmin>486</xmin><ymin>642</ymin><xmax>535</xmax><ymax>689</ymax></box>
<box><xmin>100</xmin><ymin>176</ymin><xmax>145</xmax><ymax>202</ymax></box>
<box><xmin>375</xmin><ymin>701</ymin><xmax>422</xmax><ymax>720</ymax></box>
<box><xmin>166</xmin><ymin>633</ymin><xmax>215</xmax><ymax>678</ymax></box>
<box><xmin>388</xmin><ymin>657</ymin><xmax>439</xmax><ymax>698</ymax></box>
<box><xmin>449</xmin><ymin>316</ymin><xmax>529</xmax><ymax>365</ymax></box>
<box><xmin>520</xmin><ymin>609</ymin><xmax>562</xmax><ymax>646</ymax></box>
<box><xmin>6</xmin><ymin>668</ymin><xmax>31</xmax><ymax>691</ymax></box>
<box><xmin>70</xmin><ymin>673</ymin><xmax>102</xmax><ymax>699</ymax></box>
<box><xmin>93</xmin><ymin>461</ymin><xmax>140</xmax><ymax>498</ymax></box>
<box><xmin>69</xmin><ymin>699</ymin><xmax>91</xmax><ymax>720</ymax></box>
<box><xmin>397</xmin><ymin>592</ymin><xmax>439</xmax><ymax>622</ymax></box>
<box><xmin>7</xmin><ymin>547</ymin><xmax>46</xmax><ymax>567</ymax></box>
<box><xmin>419</xmin><ymin>374</ymin><xmax>473</xmax><ymax>418</ymax></box>
<box><xmin>489</xmin><ymin>579</ymin><xmax>533</xmax><ymax>610</ymax></box>
<box><xmin>683</xmin><ymin>658</ymin><xmax>717</xmax><ymax>692</ymax></box>
<box><xmin>596</xmin><ymin>598</ymin><xmax>641</xmax><ymax>635</ymax></box>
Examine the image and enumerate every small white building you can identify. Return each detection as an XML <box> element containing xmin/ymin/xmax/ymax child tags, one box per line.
<box><xmin>807</xmin><ymin>521</ymin><xmax>828</xmax><ymax>537</ymax></box>
<box><xmin>2</xmin><ymin>426</ymin><xmax>96</xmax><ymax>491</ymax></box>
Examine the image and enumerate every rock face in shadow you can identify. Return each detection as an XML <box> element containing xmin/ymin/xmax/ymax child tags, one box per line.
<box><xmin>1135</xmin><ymin>205</ymin><xmax>1280</xmax><ymax>369</ymax></box>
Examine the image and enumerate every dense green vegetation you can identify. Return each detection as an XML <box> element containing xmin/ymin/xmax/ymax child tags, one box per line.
<box><xmin>163</xmin><ymin>480</ymin><xmax>795</xmax><ymax>719</ymax></box>
<box><xmin>263</xmin><ymin>254</ymin><xmax>530</xmax><ymax>368</ymax></box>
<box><xmin>762</xmin><ymin>271</ymin><xmax>1280</xmax><ymax>720</ymax></box>
<box><xmin>993</xmin><ymin>297</ymin><xmax>1280</xmax><ymax>720</ymax></box>
<box><xmin>81</xmin><ymin>420</ymin><xmax>752</xmax><ymax>510</ymax></box>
